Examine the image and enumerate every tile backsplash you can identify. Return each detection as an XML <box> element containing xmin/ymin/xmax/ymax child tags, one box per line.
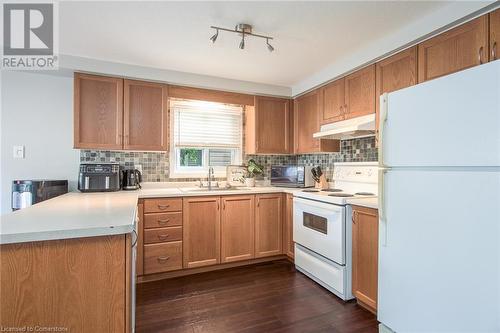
<box><xmin>80</xmin><ymin>137</ymin><xmax>377</xmax><ymax>182</ymax></box>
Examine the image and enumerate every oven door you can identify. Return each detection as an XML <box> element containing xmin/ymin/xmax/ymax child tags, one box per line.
<box><xmin>293</xmin><ymin>197</ymin><xmax>345</xmax><ymax>265</ymax></box>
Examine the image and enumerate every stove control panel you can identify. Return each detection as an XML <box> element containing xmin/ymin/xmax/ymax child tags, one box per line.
<box><xmin>333</xmin><ymin>163</ymin><xmax>378</xmax><ymax>184</ymax></box>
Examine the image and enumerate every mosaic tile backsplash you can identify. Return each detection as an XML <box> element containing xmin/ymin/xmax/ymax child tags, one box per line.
<box><xmin>80</xmin><ymin>137</ymin><xmax>377</xmax><ymax>182</ymax></box>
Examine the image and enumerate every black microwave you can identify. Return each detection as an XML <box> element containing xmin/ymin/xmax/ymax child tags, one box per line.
<box><xmin>270</xmin><ymin>165</ymin><xmax>314</xmax><ymax>188</ymax></box>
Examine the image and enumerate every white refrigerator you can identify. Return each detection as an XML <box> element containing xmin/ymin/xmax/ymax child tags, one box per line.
<box><xmin>378</xmin><ymin>60</ymin><xmax>500</xmax><ymax>332</ymax></box>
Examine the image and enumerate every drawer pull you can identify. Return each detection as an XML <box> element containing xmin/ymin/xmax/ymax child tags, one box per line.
<box><xmin>157</xmin><ymin>234</ymin><xmax>170</xmax><ymax>241</ymax></box>
<box><xmin>157</xmin><ymin>256</ymin><xmax>170</xmax><ymax>263</ymax></box>
<box><xmin>158</xmin><ymin>204</ymin><xmax>170</xmax><ymax>210</ymax></box>
<box><xmin>157</xmin><ymin>219</ymin><xmax>170</xmax><ymax>226</ymax></box>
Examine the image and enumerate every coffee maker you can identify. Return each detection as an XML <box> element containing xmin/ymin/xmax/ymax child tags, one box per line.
<box><xmin>122</xmin><ymin>169</ymin><xmax>142</xmax><ymax>190</ymax></box>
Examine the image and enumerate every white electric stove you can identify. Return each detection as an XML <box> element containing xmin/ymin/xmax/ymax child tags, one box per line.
<box><xmin>293</xmin><ymin>162</ymin><xmax>378</xmax><ymax>300</ymax></box>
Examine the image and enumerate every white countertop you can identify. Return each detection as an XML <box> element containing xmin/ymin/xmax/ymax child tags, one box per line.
<box><xmin>346</xmin><ymin>197</ymin><xmax>379</xmax><ymax>209</ymax></box>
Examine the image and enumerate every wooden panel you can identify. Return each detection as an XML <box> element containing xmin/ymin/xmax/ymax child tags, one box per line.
<box><xmin>123</xmin><ymin>80</ymin><xmax>169</xmax><ymax>151</ymax></box>
<box><xmin>247</xmin><ymin>96</ymin><xmax>292</xmax><ymax>154</ymax></box>
<box><xmin>255</xmin><ymin>194</ymin><xmax>283</xmax><ymax>258</ymax></box>
<box><xmin>183</xmin><ymin>197</ymin><xmax>221</xmax><ymax>268</ymax></box>
<box><xmin>144</xmin><ymin>226</ymin><xmax>182</xmax><ymax>244</ymax></box>
<box><xmin>294</xmin><ymin>90</ymin><xmax>320</xmax><ymax>153</ymax></box>
<box><xmin>490</xmin><ymin>9</ymin><xmax>500</xmax><ymax>61</ymax></box>
<box><xmin>144</xmin><ymin>198</ymin><xmax>182</xmax><ymax>213</ymax></box>
<box><xmin>144</xmin><ymin>212</ymin><xmax>182</xmax><ymax>229</ymax></box>
<box><xmin>74</xmin><ymin>73</ymin><xmax>123</xmax><ymax>150</ymax></box>
<box><xmin>0</xmin><ymin>236</ymin><xmax>126</xmax><ymax>331</ymax></box>
<box><xmin>284</xmin><ymin>193</ymin><xmax>294</xmax><ymax>258</ymax></box>
<box><xmin>221</xmin><ymin>195</ymin><xmax>255</xmax><ymax>263</ymax></box>
<box><xmin>375</xmin><ymin>47</ymin><xmax>417</xmax><ymax>146</ymax></box>
<box><xmin>143</xmin><ymin>241</ymin><xmax>183</xmax><ymax>274</ymax></box>
<box><xmin>418</xmin><ymin>16</ymin><xmax>488</xmax><ymax>82</ymax></box>
<box><xmin>321</xmin><ymin>78</ymin><xmax>345</xmax><ymax>124</ymax></box>
<box><xmin>137</xmin><ymin>203</ymin><xmax>144</xmax><ymax>276</ymax></box>
<box><xmin>344</xmin><ymin>65</ymin><xmax>376</xmax><ymax>119</ymax></box>
<box><xmin>244</xmin><ymin>105</ymin><xmax>256</xmax><ymax>154</ymax></box>
<box><xmin>168</xmin><ymin>85</ymin><xmax>254</xmax><ymax>106</ymax></box>
<box><xmin>352</xmin><ymin>206</ymin><xmax>379</xmax><ymax>313</ymax></box>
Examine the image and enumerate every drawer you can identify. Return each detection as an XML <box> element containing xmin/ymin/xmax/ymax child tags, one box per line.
<box><xmin>144</xmin><ymin>198</ymin><xmax>182</xmax><ymax>213</ymax></box>
<box><xmin>144</xmin><ymin>226</ymin><xmax>182</xmax><ymax>244</ymax></box>
<box><xmin>144</xmin><ymin>241</ymin><xmax>182</xmax><ymax>274</ymax></box>
<box><xmin>144</xmin><ymin>212</ymin><xmax>182</xmax><ymax>229</ymax></box>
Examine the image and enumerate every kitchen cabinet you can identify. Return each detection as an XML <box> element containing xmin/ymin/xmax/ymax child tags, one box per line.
<box><xmin>183</xmin><ymin>196</ymin><xmax>221</xmax><ymax>268</ymax></box>
<box><xmin>344</xmin><ymin>65</ymin><xmax>376</xmax><ymax>119</ymax></box>
<box><xmin>144</xmin><ymin>241</ymin><xmax>183</xmax><ymax>274</ymax></box>
<box><xmin>245</xmin><ymin>96</ymin><xmax>292</xmax><ymax>154</ymax></box>
<box><xmin>294</xmin><ymin>90</ymin><xmax>339</xmax><ymax>154</ymax></box>
<box><xmin>375</xmin><ymin>47</ymin><xmax>418</xmax><ymax>145</ymax></box>
<box><xmin>320</xmin><ymin>78</ymin><xmax>345</xmax><ymax>124</ymax></box>
<box><xmin>490</xmin><ymin>9</ymin><xmax>500</xmax><ymax>62</ymax></box>
<box><xmin>255</xmin><ymin>194</ymin><xmax>283</xmax><ymax>258</ymax></box>
<box><xmin>137</xmin><ymin>203</ymin><xmax>144</xmax><ymax>276</ymax></box>
<box><xmin>284</xmin><ymin>193</ymin><xmax>294</xmax><ymax>259</ymax></box>
<box><xmin>74</xmin><ymin>73</ymin><xmax>123</xmax><ymax>150</ymax></box>
<box><xmin>123</xmin><ymin>79</ymin><xmax>169</xmax><ymax>151</ymax></box>
<box><xmin>351</xmin><ymin>205</ymin><xmax>379</xmax><ymax>314</ymax></box>
<box><xmin>0</xmin><ymin>235</ymin><xmax>131</xmax><ymax>331</ymax></box>
<box><xmin>221</xmin><ymin>195</ymin><xmax>255</xmax><ymax>263</ymax></box>
<box><xmin>418</xmin><ymin>16</ymin><xmax>488</xmax><ymax>82</ymax></box>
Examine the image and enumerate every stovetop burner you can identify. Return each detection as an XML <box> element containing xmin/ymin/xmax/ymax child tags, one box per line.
<box><xmin>328</xmin><ymin>193</ymin><xmax>354</xmax><ymax>197</ymax></box>
<box><xmin>321</xmin><ymin>188</ymin><xmax>343</xmax><ymax>192</ymax></box>
<box><xmin>302</xmin><ymin>189</ymin><xmax>320</xmax><ymax>193</ymax></box>
<box><xmin>355</xmin><ymin>192</ymin><xmax>375</xmax><ymax>196</ymax></box>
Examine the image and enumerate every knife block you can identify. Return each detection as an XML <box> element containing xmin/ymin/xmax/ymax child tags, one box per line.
<box><xmin>314</xmin><ymin>175</ymin><xmax>329</xmax><ymax>189</ymax></box>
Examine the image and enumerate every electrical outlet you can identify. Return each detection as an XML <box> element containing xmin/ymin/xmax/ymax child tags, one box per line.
<box><xmin>13</xmin><ymin>145</ymin><xmax>25</xmax><ymax>159</ymax></box>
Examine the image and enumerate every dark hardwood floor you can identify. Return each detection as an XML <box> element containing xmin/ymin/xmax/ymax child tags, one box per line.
<box><xmin>136</xmin><ymin>260</ymin><xmax>379</xmax><ymax>333</ymax></box>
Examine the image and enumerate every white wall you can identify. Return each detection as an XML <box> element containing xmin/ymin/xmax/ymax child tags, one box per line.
<box><xmin>0</xmin><ymin>71</ymin><xmax>79</xmax><ymax>214</ymax></box>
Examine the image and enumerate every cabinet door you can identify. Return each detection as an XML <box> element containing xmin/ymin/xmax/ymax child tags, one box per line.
<box><xmin>284</xmin><ymin>193</ymin><xmax>294</xmax><ymax>258</ymax></box>
<box><xmin>253</xmin><ymin>96</ymin><xmax>291</xmax><ymax>154</ymax></box>
<box><xmin>344</xmin><ymin>65</ymin><xmax>376</xmax><ymax>119</ymax></box>
<box><xmin>294</xmin><ymin>90</ymin><xmax>320</xmax><ymax>153</ymax></box>
<box><xmin>255</xmin><ymin>194</ymin><xmax>283</xmax><ymax>258</ymax></box>
<box><xmin>74</xmin><ymin>73</ymin><xmax>123</xmax><ymax>149</ymax></box>
<box><xmin>137</xmin><ymin>203</ymin><xmax>144</xmax><ymax>276</ymax></box>
<box><xmin>123</xmin><ymin>80</ymin><xmax>169</xmax><ymax>151</ymax></box>
<box><xmin>183</xmin><ymin>197</ymin><xmax>221</xmax><ymax>268</ymax></box>
<box><xmin>418</xmin><ymin>16</ymin><xmax>488</xmax><ymax>82</ymax></box>
<box><xmin>221</xmin><ymin>195</ymin><xmax>255</xmax><ymax>263</ymax></box>
<box><xmin>490</xmin><ymin>9</ymin><xmax>500</xmax><ymax>62</ymax></box>
<box><xmin>321</xmin><ymin>78</ymin><xmax>345</xmax><ymax>124</ymax></box>
<box><xmin>352</xmin><ymin>206</ymin><xmax>379</xmax><ymax>313</ymax></box>
<box><xmin>375</xmin><ymin>47</ymin><xmax>417</xmax><ymax>145</ymax></box>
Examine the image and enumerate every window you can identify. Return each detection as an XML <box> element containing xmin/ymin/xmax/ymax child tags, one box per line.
<box><xmin>169</xmin><ymin>99</ymin><xmax>243</xmax><ymax>178</ymax></box>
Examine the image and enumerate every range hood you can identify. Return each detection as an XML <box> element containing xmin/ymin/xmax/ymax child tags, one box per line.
<box><xmin>313</xmin><ymin>114</ymin><xmax>375</xmax><ymax>140</ymax></box>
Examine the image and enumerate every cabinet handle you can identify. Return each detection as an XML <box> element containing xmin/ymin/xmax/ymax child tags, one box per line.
<box><xmin>157</xmin><ymin>256</ymin><xmax>170</xmax><ymax>263</ymax></box>
<box><xmin>339</xmin><ymin>105</ymin><xmax>343</xmax><ymax>116</ymax></box>
<box><xmin>257</xmin><ymin>198</ymin><xmax>260</xmax><ymax>207</ymax></box>
<box><xmin>478</xmin><ymin>46</ymin><xmax>484</xmax><ymax>64</ymax></box>
<box><xmin>157</xmin><ymin>219</ymin><xmax>170</xmax><ymax>226</ymax></box>
<box><xmin>352</xmin><ymin>211</ymin><xmax>356</xmax><ymax>224</ymax></box>
<box><xmin>157</xmin><ymin>234</ymin><xmax>169</xmax><ymax>240</ymax></box>
<box><xmin>492</xmin><ymin>42</ymin><xmax>497</xmax><ymax>61</ymax></box>
<box><xmin>223</xmin><ymin>201</ymin><xmax>226</xmax><ymax>210</ymax></box>
<box><xmin>344</xmin><ymin>104</ymin><xmax>348</xmax><ymax>118</ymax></box>
<box><xmin>158</xmin><ymin>204</ymin><xmax>170</xmax><ymax>210</ymax></box>
<box><xmin>217</xmin><ymin>201</ymin><xmax>220</xmax><ymax>210</ymax></box>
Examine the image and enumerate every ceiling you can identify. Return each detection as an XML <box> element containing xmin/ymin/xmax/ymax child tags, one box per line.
<box><xmin>60</xmin><ymin>1</ymin><xmax>476</xmax><ymax>89</ymax></box>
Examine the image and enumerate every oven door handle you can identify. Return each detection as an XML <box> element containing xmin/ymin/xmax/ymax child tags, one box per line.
<box><xmin>293</xmin><ymin>197</ymin><xmax>344</xmax><ymax>213</ymax></box>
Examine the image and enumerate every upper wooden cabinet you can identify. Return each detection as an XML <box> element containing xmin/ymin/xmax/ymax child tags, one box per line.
<box><xmin>74</xmin><ymin>73</ymin><xmax>123</xmax><ymax>150</ymax></box>
<box><xmin>294</xmin><ymin>90</ymin><xmax>339</xmax><ymax>154</ymax></box>
<box><xmin>183</xmin><ymin>197</ymin><xmax>221</xmax><ymax>268</ymax></box>
<box><xmin>418</xmin><ymin>16</ymin><xmax>489</xmax><ymax>82</ymax></box>
<box><xmin>352</xmin><ymin>206</ymin><xmax>379</xmax><ymax>314</ymax></box>
<box><xmin>375</xmin><ymin>47</ymin><xmax>418</xmax><ymax>145</ymax></box>
<box><xmin>490</xmin><ymin>9</ymin><xmax>500</xmax><ymax>61</ymax></box>
<box><xmin>221</xmin><ymin>195</ymin><xmax>255</xmax><ymax>263</ymax></box>
<box><xmin>246</xmin><ymin>96</ymin><xmax>292</xmax><ymax>154</ymax></box>
<box><xmin>123</xmin><ymin>80</ymin><xmax>168</xmax><ymax>151</ymax></box>
<box><xmin>284</xmin><ymin>193</ymin><xmax>294</xmax><ymax>259</ymax></box>
<box><xmin>320</xmin><ymin>78</ymin><xmax>345</xmax><ymax>124</ymax></box>
<box><xmin>344</xmin><ymin>65</ymin><xmax>376</xmax><ymax>119</ymax></box>
<box><xmin>255</xmin><ymin>194</ymin><xmax>283</xmax><ymax>258</ymax></box>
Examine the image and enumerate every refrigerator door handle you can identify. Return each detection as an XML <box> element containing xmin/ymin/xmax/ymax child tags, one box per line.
<box><xmin>379</xmin><ymin>93</ymin><xmax>389</xmax><ymax>168</ymax></box>
<box><xmin>378</xmin><ymin>168</ymin><xmax>388</xmax><ymax>246</ymax></box>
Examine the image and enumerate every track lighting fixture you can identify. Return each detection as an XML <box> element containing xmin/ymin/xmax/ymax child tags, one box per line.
<box><xmin>209</xmin><ymin>23</ymin><xmax>275</xmax><ymax>52</ymax></box>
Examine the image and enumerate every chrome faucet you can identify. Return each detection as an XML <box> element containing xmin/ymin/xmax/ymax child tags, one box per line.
<box><xmin>208</xmin><ymin>167</ymin><xmax>214</xmax><ymax>190</ymax></box>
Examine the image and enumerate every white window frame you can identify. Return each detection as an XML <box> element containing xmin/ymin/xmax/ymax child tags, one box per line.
<box><xmin>169</xmin><ymin>100</ymin><xmax>243</xmax><ymax>179</ymax></box>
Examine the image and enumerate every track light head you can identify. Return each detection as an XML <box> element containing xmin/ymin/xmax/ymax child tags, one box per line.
<box><xmin>239</xmin><ymin>36</ymin><xmax>245</xmax><ymax>49</ymax></box>
<box><xmin>210</xmin><ymin>29</ymin><xmax>218</xmax><ymax>43</ymax></box>
<box><xmin>266</xmin><ymin>39</ymin><xmax>274</xmax><ymax>52</ymax></box>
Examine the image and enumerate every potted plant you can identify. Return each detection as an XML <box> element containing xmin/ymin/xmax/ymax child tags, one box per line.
<box><xmin>242</xmin><ymin>159</ymin><xmax>264</xmax><ymax>187</ymax></box>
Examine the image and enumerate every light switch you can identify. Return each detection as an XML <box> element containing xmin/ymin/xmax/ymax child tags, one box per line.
<box><xmin>13</xmin><ymin>145</ymin><xmax>25</xmax><ymax>159</ymax></box>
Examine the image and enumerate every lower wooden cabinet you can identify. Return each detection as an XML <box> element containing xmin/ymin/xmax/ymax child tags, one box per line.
<box><xmin>137</xmin><ymin>203</ymin><xmax>144</xmax><ymax>276</ymax></box>
<box><xmin>144</xmin><ymin>241</ymin><xmax>183</xmax><ymax>274</ymax></box>
<box><xmin>351</xmin><ymin>205</ymin><xmax>379</xmax><ymax>313</ymax></box>
<box><xmin>221</xmin><ymin>195</ymin><xmax>255</xmax><ymax>263</ymax></box>
<box><xmin>255</xmin><ymin>194</ymin><xmax>283</xmax><ymax>258</ymax></box>
<box><xmin>284</xmin><ymin>193</ymin><xmax>294</xmax><ymax>258</ymax></box>
<box><xmin>183</xmin><ymin>196</ymin><xmax>221</xmax><ymax>268</ymax></box>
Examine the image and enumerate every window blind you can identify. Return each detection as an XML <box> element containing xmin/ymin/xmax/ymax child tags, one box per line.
<box><xmin>171</xmin><ymin>99</ymin><xmax>242</xmax><ymax>148</ymax></box>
